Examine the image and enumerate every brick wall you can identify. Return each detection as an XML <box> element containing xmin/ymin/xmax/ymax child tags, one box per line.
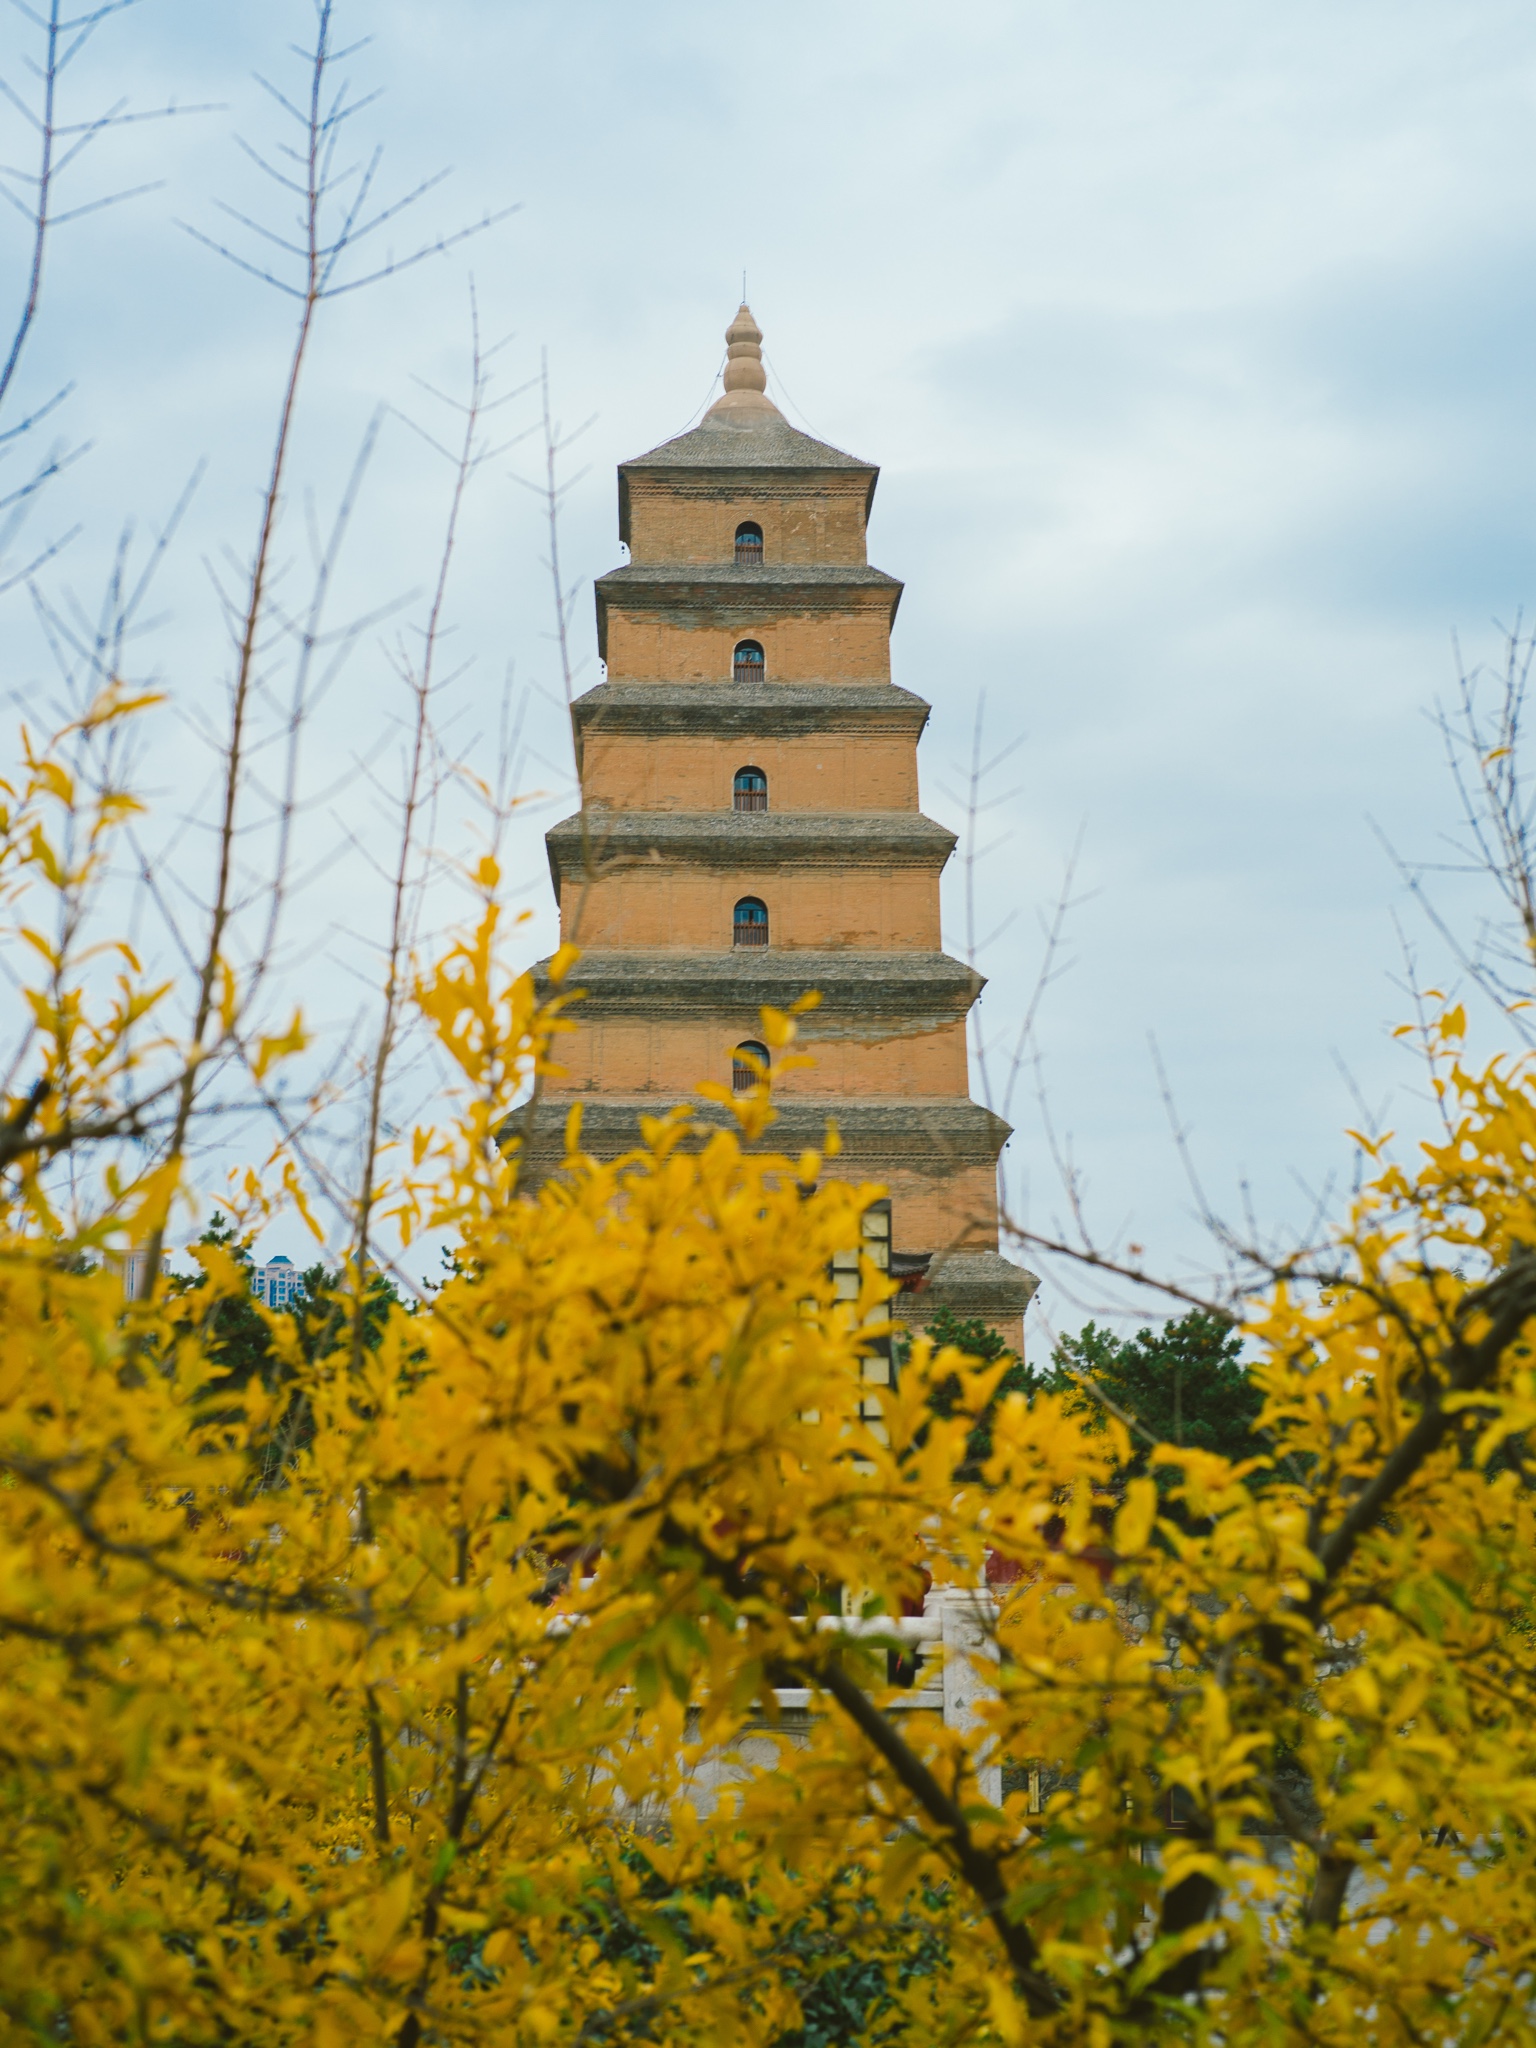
<box><xmin>551</xmin><ymin>1013</ymin><xmax>972</xmax><ymax>1100</ymax></box>
<box><xmin>559</xmin><ymin>866</ymin><xmax>943</xmax><ymax>952</ymax></box>
<box><xmin>625</xmin><ymin>477</ymin><xmax>870</xmax><ymax>566</ymax></box>
<box><xmin>606</xmin><ymin>605</ymin><xmax>893</xmax><ymax>685</ymax></box>
<box><xmin>579</xmin><ymin>733</ymin><xmax>920</xmax><ymax>812</ymax></box>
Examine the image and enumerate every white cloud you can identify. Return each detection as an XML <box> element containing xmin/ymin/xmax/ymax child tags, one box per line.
<box><xmin>3</xmin><ymin>0</ymin><xmax>1531</xmax><ymax>1311</ymax></box>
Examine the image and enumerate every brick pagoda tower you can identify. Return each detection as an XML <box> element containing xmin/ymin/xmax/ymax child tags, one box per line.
<box><xmin>532</xmin><ymin>306</ymin><xmax>1035</xmax><ymax>1345</ymax></box>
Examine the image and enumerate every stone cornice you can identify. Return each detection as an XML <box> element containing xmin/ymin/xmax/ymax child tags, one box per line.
<box><xmin>518</xmin><ymin>1094</ymin><xmax>1014</xmax><ymax>1169</ymax></box>
<box><xmin>594</xmin><ymin>562</ymin><xmax>902</xmax><ymax>658</ymax></box>
<box><xmin>545</xmin><ymin>809</ymin><xmax>955</xmax><ymax>898</ymax></box>
<box><xmin>507</xmin><ymin>1099</ymin><xmax>1039</xmax><ymax>1310</ymax></box>
<box><xmin>890</xmin><ymin>1251</ymin><xmax>1039</xmax><ymax>1320</ymax></box>
<box><xmin>571</xmin><ymin>680</ymin><xmax>931</xmax><ymax>741</ymax></box>
<box><xmin>535</xmin><ymin>948</ymin><xmax>983</xmax><ymax>1032</ymax></box>
<box><xmin>599</xmin><ymin>562</ymin><xmax>901</xmax><ymax>593</ymax></box>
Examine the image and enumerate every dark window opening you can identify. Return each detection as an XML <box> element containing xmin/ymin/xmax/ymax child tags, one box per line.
<box><xmin>733</xmin><ymin>638</ymin><xmax>765</xmax><ymax>684</ymax></box>
<box><xmin>733</xmin><ymin>896</ymin><xmax>769</xmax><ymax>947</ymax></box>
<box><xmin>735</xmin><ymin>521</ymin><xmax>763</xmax><ymax>566</ymax></box>
<box><xmin>732</xmin><ymin>1039</ymin><xmax>768</xmax><ymax>1092</ymax></box>
<box><xmin>733</xmin><ymin>766</ymin><xmax>768</xmax><ymax>812</ymax></box>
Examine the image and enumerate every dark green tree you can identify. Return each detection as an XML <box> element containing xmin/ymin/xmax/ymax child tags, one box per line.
<box><xmin>916</xmin><ymin>1306</ymin><xmax>1031</xmax><ymax>1475</ymax></box>
<box><xmin>169</xmin><ymin>1213</ymin><xmax>278</xmax><ymax>1394</ymax></box>
<box><xmin>914</xmin><ymin>1305</ymin><xmax>1267</xmax><ymax>1505</ymax></box>
<box><xmin>1051</xmin><ymin>1310</ymin><xmax>1262</xmax><ymax>1468</ymax></box>
<box><xmin>170</xmin><ymin>1214</ymin><xmax>402</xmax><ymax>1401</ymax></box>
<box><xmin>1046</xmin><ymin>1312</ymin><xmax>1269</xmax><ymax>1520</ymax></box>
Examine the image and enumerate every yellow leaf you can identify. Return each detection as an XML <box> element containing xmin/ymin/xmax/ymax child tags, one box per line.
<box><xmin>355</xmin><ymin>1869</ymin><xmax>413</xmax><ymax>1967</ymax></box>
<box><xmin>1113</xmin><ymin>1477</ymin><xmax>1158</xmax><ymax>1557</ymax></box>
<box><xmin>280</xmin><ymin>1159</ymin><xmax>326</xmax><ymax>1243</ymax></box>
<box><xmin>252</xmin><ymin>1009</ymin><xmax>310</xmax><ymax>1081</ymax></box>
<box><xmin>986</xmin><ymin>1978</ymin><xmax>1026</xmax><ymax>2046</ymax></box>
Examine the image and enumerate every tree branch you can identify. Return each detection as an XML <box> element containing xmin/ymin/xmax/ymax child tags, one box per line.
<box><xmin>796</xmin><ymin>1653</ymin><xmax>1061</xmax><ymax>2019</ymax></box>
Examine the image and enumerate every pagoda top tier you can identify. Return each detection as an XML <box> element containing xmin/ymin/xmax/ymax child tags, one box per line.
<box><xmin>621</xmin><ymin>302</ymin><xmax>875</xmax><ymax>478</ymax></box>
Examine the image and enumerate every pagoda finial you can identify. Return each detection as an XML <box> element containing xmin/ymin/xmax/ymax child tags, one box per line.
<box><xmin>706</xmin><ymin>301</ymin><xmax>780</xmax><ymax>419</ymax></box>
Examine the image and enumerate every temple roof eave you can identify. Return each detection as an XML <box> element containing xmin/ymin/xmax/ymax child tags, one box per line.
<box><xmin>593</xmin><ymin>566</ymin><xmax>903</xmax><ymax>662</ymax></box>
<box><xmin>617</xmin><ymin>417</ymin><xmax>876</xmax><ymax>476</ymax></box>
<box><xmin>545</xmin><ymin>809</ymin><xmax>957</xmax><ymax>901</ymax></box>
<box><xmin>616</xmin><ymin>417</ymin><xmax>880</xmax><ymax>545</ymax></box>
<box><xmin>570</xmin><ymin>679</ymin><xmax>932</xmax><ymax>738</ymax></box>
<box><xmin>532</xmin><ymin>947</ymin><xmax>985</xmax><ymax>1026</ymax></box>
<box><xmin>518</xmin><ymin>1095</ymin><xmax>1017</xmax><ymax>1169</ymax></box>
<box><xmin>597</xmin><ymin>563</ymin><xmax>903</xmax><ymax>594</ymax></box>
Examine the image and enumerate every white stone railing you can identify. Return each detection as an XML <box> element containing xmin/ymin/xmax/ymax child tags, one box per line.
<box><xmin>777</xmin><ymin>1586</ymin><xmax>1002</xmax><ymax>1806</ymax></box>
<box><xmin>558</xmin><ymin>1579</ymin><xmax>1005</xmax><ymax>1816</ymax></box>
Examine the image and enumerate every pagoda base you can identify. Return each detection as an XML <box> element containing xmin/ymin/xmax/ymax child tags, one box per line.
<box><xmin>509</xmin><ymin>1092</ymin><xmax>1038</xmax><ymax>1351</ymax></box>
<box><xmin>887</xmin><ymin>1249</ymin><xmax>1038</xmax><ymax>1334</ymax></box>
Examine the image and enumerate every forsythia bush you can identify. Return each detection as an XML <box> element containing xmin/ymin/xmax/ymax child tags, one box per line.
<box><xmin>4</xmin><ymin>701</ymin><xmax>1536</xmax><ymax>2044</ymax></box>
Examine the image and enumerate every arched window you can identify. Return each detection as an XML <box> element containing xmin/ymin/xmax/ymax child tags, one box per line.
<box><xmin>733</xmin><ymin>896</ymin><xmax>769</xmax><ymax>947</ymax></box>
<box><xmin>734</xmin><ymin>520</ymin><xmax>763</xmax><ymax>566</ymax></box>
<box><xmin>733</xmin><ymin>766</ymin><xmax>768</xmax><ymax>812</ymax></box>
<box><xmin>732</xmin><ymin>1039</ymin><xmax>768</xmax><ymax>1092</ymax></box>
<box><xmin>733</xmin><ymin>639</ymin><xmax>764</xmax><ymax>684</ymax></box>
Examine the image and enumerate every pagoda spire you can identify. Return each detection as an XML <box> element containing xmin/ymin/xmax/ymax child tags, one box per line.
<box><xmin>706</xmin><ymin>302</ymin><xmax>780</xmax><ymax>419</ymax></box>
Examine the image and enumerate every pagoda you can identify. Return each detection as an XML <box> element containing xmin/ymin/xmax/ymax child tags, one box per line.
<box><xmin>531</xmin><ymin>306</ymin><xmax>1035</xmax><ymax>1345</ymax></box>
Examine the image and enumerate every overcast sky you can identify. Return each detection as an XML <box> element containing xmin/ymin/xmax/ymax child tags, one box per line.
<box><xmin>5</xmin><ymin>0</ymin><xmax>1535</xmax><ymax>1330</ymax></box>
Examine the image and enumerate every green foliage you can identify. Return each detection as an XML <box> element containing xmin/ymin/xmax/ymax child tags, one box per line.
<box><xmin>919</xmin><ymin>1307</ymin><xmax>1012</xmax><ymax>1370</ymax></box>
<box><xmin>1051</xmin><ymin>1309</ymin><xmax>1267</xmax><ymax>1488</ymax></box>
<box><xmin>577</xmin><ymin>1859</ymin><xmax>948</xmax><ymax>2048</ymax></box>
<box><xmin>917</xmin><ymin>1306</ymin><xmax>1030</xmax><ymax>1474</ymax></box>
<box><xmin>915</xmin><ymin>1305</ymin><xmax>1267</xmax><ymax>1504</ymax></box>
<box><xmin>169</xmin><ymin>1213</ymin><xmax>280</xmax><ymax>1394</ymax></box>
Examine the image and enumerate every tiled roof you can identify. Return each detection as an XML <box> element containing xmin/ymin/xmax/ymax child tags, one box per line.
<box><xmin>620</xmin><ymin>409</ymin><xmax>874</xmax><ymax>474</ymax></box>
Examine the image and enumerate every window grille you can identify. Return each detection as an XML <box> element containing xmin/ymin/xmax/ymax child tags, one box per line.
<box><xmin>732</xmin><ymin>1039</ymin><xmax>768</xmax><ymax>1092</ymax></box>
<box><xmin>733</xmin><ymin>896</ymin><xmax>769</xmax><ymax>947</ymax></box>
<box><xmin>735</xmin><ymin>521</ymin><xmax>763</xmax><ymax>566</ymax></box>
<box><xmin>733</xmin><ymin>767</ymin><xmax>768</xmax><ymax>812</ymax></box>
<box><xmin>733</xmin><ymin>639</ymin><xmax>765</xmax><ymax>684</ymax></box>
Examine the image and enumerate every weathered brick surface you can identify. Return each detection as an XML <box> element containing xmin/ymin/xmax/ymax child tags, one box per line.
<box><xmin>558</xmin><ymin>868</ymin><xmax>943</xmax><ymax>952</ymax></box>
<box><xmin>605</xmin><ymin>604</ymin><xmax>892</xmax><ymax>685</ymax></box>
<box><xmin>624</xmin><ymin>476</ymin><xmax>871</xmax><ymax>566</ymax></box>
<box><xmin>550</xmin><ymin>1016</ymin><xmax>972</xmax><ymax>1099</ymax></box>
<box><xmin>579</xmin><ymin>732</ymin><xmax>919</xmax><ymax>812</ymax></box>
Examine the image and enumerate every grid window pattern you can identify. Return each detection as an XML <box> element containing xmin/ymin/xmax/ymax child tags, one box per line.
<box><xmin>252</xmin><ymin>1256</ymin><xmax>302</xmax><ymax>1310</ymax></box>
<box><xmin>830</xmin><ymin>1200</ymin><xmax>896</xmax><ymax>1437</ymax></box>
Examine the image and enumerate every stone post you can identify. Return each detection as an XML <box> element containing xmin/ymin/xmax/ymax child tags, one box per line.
<box><xmin>930</xmin><ymin>1586</ymin><xmax>1002</xmax><ymax>1809</ymax></box>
